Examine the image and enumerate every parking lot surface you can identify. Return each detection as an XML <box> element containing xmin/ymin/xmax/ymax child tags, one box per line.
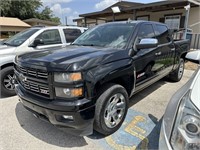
<box><xmin>0</xmin><ymin>70</ymin><xmax>194</xmax><ymax>150</ymax></box>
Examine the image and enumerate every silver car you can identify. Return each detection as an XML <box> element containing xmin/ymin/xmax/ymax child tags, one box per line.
<box><xmin>159</xmin><ymin>50</ymin><xmax>200</xmax><ymax>150</ymax></box>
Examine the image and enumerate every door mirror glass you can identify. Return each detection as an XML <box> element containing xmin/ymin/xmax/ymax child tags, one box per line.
<box><xmin>30</xmin><ymin>38</ymin><xmax>44</xmax><ymax>47</ymax></box>
<box><xmin>185</xmin><ymin>51</ymin><xmax>200</xmax><ymax>64</ymax></box>
<box><xmin>136</xmin><ymin>38</ymin><xmax>158</xmax><ymax>50</ymax></box>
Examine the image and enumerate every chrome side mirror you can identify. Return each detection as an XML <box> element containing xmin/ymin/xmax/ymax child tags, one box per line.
<box><xmin>136</xmin><ymin>38</ymin><xmax>158</xmax><ymax>50</ymax></box>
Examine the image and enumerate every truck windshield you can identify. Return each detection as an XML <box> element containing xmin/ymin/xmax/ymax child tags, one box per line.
<box><xmin>73</xmin><ymin>23</ymin><xmax>135</xmax><ymax>49</ymax></box>
<box><xmin>3</xmin><ymin>28</ymin><xmax>39</xmax><ymax>47</ymax></box>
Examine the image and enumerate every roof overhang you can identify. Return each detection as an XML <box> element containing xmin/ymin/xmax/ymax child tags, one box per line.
<box><xmin>79</xmin><ymin>0</ymin><xmax>200</xmax><ymax>19</ymax></box>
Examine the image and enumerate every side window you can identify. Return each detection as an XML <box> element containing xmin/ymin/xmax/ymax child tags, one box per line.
<box><xmin>63</xmin><ymin>28</ymin><xmax>82</xmax><ymax>43</ymax></box>
<box><xmin>138</xmin><ymin>24</ymin><xmax>155</xmax><ymax>39</ymax></box>
<box><xmin>155</xmin><ymin>25</ymin><xmax>171</xmax><ymax>44</ymax></box>
<box><xmin>137</xmin><ymin>24</ymin><xmax>155</xmax><ymax>43</ymax></box>
<box><xmin>36</xmin><ymin>29</ymin><xmax>61</xmax><ymax>45</ymax></box>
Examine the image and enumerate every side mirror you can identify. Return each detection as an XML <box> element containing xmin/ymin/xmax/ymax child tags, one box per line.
<box><xmin>30</xmin><ymin>38</ymin><xmax>44</xmax><ymax>47</ymax></box>
<box><xmin>136</xmin><ymin>38</ymin><xmax>158</xmax><ymax>50</ymax></box>
<box><xmin>185</xmin><ymin>51</ymin><xmax>200</xmax><ymax>64</ymax></box>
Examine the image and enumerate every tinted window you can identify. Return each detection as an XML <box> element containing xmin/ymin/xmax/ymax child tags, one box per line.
<box><xmin>63</xmin><ymin>29</ymin><xmax>82</xmax><ymax>43</ymax></box>
<box><xmin>36</xmin><ymin>29</ymin><xmax>61</xmax><ymax>45</ymax></box>
<box><xmin>136</xmin><ymin>24</ymin><xmax>155</xmax><ymax>45</ymax></box>
<box><xmin>155</xmin><ymin>25</ymin><xmax>170</xmax><ymax>44</ymax></box>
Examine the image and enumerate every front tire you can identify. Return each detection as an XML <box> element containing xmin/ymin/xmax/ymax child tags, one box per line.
<box><xmin>94</xmin><ymin>84</ymin><xmax>128</xmax><ymax>135</ymax></box>
<box><xmin>0</xmin><ymin>66</ymin><xmax>16</xmax><ymax>96</ymax></box>
<box><xmin>168</xmin><ymin>58</ymin><xmax>184</xmax><ymax>82</ymax></box>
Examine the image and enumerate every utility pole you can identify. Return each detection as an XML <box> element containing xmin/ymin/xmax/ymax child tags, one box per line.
<box><xmin>65</xmin><ymin>16</ymin><xmax>68</xmax><ymax>26</ymax></box>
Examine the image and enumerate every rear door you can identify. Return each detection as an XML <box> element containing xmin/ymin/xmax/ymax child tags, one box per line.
<box><xmin>153</xmin><ymin>24</ymin><xmax>175</xmax><ymax>74</ymax></box>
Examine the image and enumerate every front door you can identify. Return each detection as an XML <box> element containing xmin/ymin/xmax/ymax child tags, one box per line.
<box><xmin>35</xmin><ymin>29</ymin><xmax>63</xmax><ymax>50</ymax></box>
<box><xmin>133</xmin><ymin>23</ymin><xmax>163</xmax><ymax>84</ymax></box>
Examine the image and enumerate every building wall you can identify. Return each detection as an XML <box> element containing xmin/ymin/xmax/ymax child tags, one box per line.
<box><xmin>188</xmin><ymin>6</ymin><xmax>200</xmax><ymax>33</ymax></box>
<box><xmin>0</xmin><ymin>26</ymin><xmax>30</xmax><ymax>32</ymax></box>
<box><xmin>79</xmin><ymin>6</ymin><xmax>200</xmax><ymax>33</ymax></box>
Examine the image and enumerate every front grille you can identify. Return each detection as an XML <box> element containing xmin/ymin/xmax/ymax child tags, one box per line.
<box><xmin>15</xmin><ymin>65</ymin><xmax>50</xmax><ymax>97</ymax></box>
<box><xmin>22</xmin><ymin>80</ymin><xmax>50</xmax><ymax>95</ymax></box>
<box><xmin>16</xmin><ymin>65</ymin><xmax>48</xmax><ymax>79</ymax></box>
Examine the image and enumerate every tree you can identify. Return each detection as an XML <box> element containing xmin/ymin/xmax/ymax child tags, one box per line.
<box><xmin>0</xmin><ymin>0</ymin><xmax>60</xmax><ymax>24</ymax></box>
<box><xmin>37</xmin><ymin>6</ymin><xmax>61</xmax><ymax>24</ymax></box>
<box><xmin>0</xmin><ymin>0</ymin><xmax>42</xmax><ymax>19</ymax></box>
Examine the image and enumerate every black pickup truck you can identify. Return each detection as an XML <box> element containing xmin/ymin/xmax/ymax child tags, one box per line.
<box><xmin>14</xmin><ymin>21</ymin><xmax>190</xmax><ymax>136</ymax></box>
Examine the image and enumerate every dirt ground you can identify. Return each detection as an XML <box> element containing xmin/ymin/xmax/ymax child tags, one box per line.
<box><xmin>185</xmin><ymin>61</ymin><xmax>198</xmax><ymax>70</ymax></box>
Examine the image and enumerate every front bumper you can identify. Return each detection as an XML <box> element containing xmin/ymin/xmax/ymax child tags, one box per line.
<box><xmin>15</xmin><ymin>84</ymin><xmax>95</xmax><ymax>136</ymax></box>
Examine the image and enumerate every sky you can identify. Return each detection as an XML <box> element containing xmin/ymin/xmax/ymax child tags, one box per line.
<box><xmin>41</xmin><ymin>0</ymin><xmax>163</xmax><ymax>25</ymax></box>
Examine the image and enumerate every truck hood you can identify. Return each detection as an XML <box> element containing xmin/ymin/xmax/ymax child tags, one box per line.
<box><xmin>0</xmin><ymin>45</ymin><xmax>16</xmax><ymax>55</ymax></box>
<box><xmin>17</xmin><ymin>45</ymin><xmax>129</xmax><ymax>71</ymax></box>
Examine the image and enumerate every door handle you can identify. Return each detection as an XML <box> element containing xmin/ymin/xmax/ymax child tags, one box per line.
<box><xmin>155</xmin><ymin>52</ymin><xmax>162</xmax><ymax>56</ymax></box>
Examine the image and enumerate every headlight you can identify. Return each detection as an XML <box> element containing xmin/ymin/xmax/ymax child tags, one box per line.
<box><xmin>55</xmin><ymin>87</ymin><xmax>83</xmax><ymax>98</ymax></box>
<box><xmin>54</xmin><ymin>72</ymin><xmax>82</xmax><ymax>83</ymax></box>
<box><xmin>170</xmin><ymin>92</ymin><xmax>200</xmax><ymax>150</ymax></box>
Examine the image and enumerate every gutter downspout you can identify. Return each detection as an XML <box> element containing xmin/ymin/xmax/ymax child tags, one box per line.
<box><xmin>184</xmin><ymin>3</ymin><xmax>191</xmax><ymax>39</ymax></box>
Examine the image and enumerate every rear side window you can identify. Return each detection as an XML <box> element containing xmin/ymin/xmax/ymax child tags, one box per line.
<box><xmin>63</xmin><ymin>28</ymin><xmax>82</xmax><ymax>43</ymax></box>
<box><xmin>36</xmin><ymin>29</ymin><xmax>62</xmax><ymax>45</ymax></box>
<box><xmin>155</xmin><ymin>25</ymin><xmax>171</xmax><ymax>44</ymax></box>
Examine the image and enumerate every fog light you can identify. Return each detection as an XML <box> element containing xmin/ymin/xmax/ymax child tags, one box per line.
<box><xmin>183</xmin><ymin>115</ymin><xmax>200</xmax><ymax>136</ymax></box>
<box><xmin>186</xmin><ymin>123</ymin><xmax>198</xmax><ymax>134</ymax></box>
<box><xmin>62</xmin><ymin>115</ymin><xmax>73</xmax><ymax>120</ymax></box>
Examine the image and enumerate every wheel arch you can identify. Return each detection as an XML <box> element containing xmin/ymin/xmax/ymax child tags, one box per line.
<box><xmin>0</xmin><ymin>63</ymin><xmax>14</xmax><ymax>70</ymax></box>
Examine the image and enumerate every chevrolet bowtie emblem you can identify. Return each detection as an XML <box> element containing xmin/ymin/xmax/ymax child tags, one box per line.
<box><xmin>19</xmin><ymin>74</ymin><xmax>27</xmax><ymax>82</ymax></box>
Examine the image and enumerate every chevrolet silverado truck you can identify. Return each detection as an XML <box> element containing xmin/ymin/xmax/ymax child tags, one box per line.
<box><xmin>14</xmin><ymin>21</ymin><xmax>190</xmax><ymax>136</ymax></box>
<box><xmin>0</xmin><ymin>26</ymin><xmax>87</xmax><ymax>96</ymax></box>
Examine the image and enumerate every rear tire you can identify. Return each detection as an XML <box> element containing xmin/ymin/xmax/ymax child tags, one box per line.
<box><xmin>0</xmin><ymin>66</ymin><xmax>16</xmax><ymax>97</ymax></box>
<box><xmin>168</xmin><ymin>58</ymin><xmax>184</xmax><ymax>82</ymax></box>
<box><xmin>94</xmin><ymin>83</ymin><xmax>128</xmax><ymax>135</ymax></box>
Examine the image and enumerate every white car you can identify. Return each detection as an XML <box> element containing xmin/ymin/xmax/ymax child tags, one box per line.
<box><xmin>159</xmin><ymin>50</ymin><xmax>200</xmax><ymax>150</ymax></box>
<box><xmin>0</xmin><ymin>26</ymin><xmax>87</xmax><ymax>96</ymax></box>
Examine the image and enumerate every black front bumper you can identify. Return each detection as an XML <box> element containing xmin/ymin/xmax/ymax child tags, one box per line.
<box><xmin>15</xmin><ymin>85</ymin><xmax>95</xmax><ymax>136</ymax></box>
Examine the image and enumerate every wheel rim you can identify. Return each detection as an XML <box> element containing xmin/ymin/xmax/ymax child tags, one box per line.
<box><xmin>178</xmin><ymin>60</ymin><xmax>184</xmax><ymax>79</ymax></box>
<box><xmin>3</xmin><ymin>73</ymin><xmax>15</xmax><ymax>91</ymax></box>
<box><xmin>104</xmin><ymin>93</ymin><xmax>126</xmax><ymax>128</ymax></box>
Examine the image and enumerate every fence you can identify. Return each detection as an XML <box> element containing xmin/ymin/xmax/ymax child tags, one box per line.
<box><xmin>173</xmin><ymin>31</ymin><xmax>200</xmax><ymax>50</ymax></box>
<box><xmin>187</xmin><ymin>33</ymin><xmax>200</xmax><ymax>50</ymax></box>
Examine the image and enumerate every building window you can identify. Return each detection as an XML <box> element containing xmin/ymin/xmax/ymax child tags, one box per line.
<box><xmin>165</xmin><ymin>15</ymin><xmax>181</xmax><ymax>30</ymax></box>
